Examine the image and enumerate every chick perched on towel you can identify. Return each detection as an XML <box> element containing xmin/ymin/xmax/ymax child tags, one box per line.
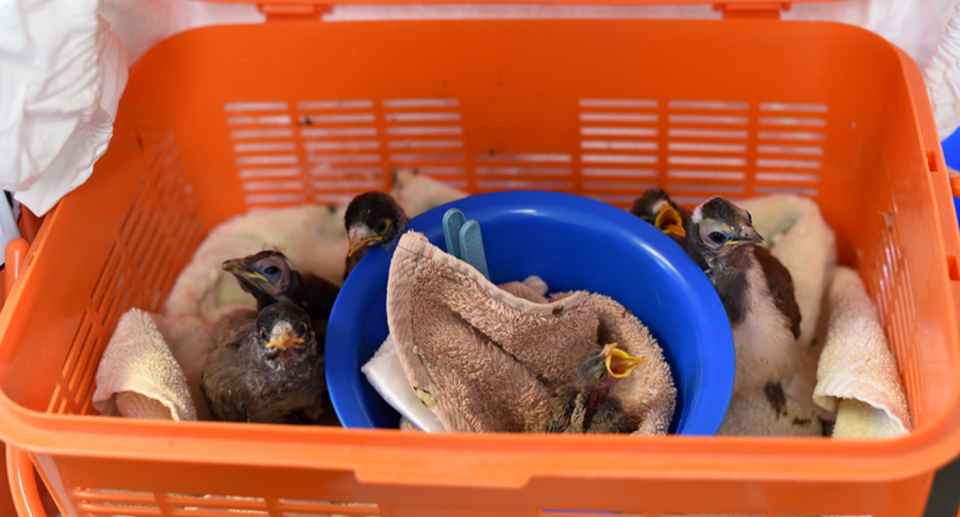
<box><xmin>201</xmin><ymin>302</ymin><xmax>337</xmax><ymax>425</ymax></box>
<box><xmin>222</xmin><ymin>249</ymin><xmax>340</xmax><ymax>337</ymax></box>
<box><xmin>344</xmin><ymin>191</ymin><xmax>409</xmax><ymax>279</ymax></box>
<box><xmin>546</xmin><ymin>343</ymin><xmax>648</xmax><ymax>434</ymax></box>
<box><xmin>686</xmin><ymin>196</ymin><xmax>802</xmax><ymax>398</ymax></box>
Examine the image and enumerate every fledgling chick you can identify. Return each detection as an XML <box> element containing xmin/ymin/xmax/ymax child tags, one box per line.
<box><xmin>545</xmin><ymin>343</ymin><xmax>648</xmax><ymax>434</ymax></box>
<box><xmin>343</xmin><ymin>191</ymin><xmax>409</xmax><ymax>279</ymax></box>
<box><xmin>631</xmin><ymin>188</ymin><xmax>691</xmax><ymax>248</ymax></box>
<box><xmin>686</xmin><ymin>196</ymin><xmax>802</xmax><ymax>396</ymax></box>
<box><xmin>201</xmin><ymin>302</ymin><xmax>338</xmax><ymax>425</ymax></box>
<box><xmin>221</xmin><ymin>250</ymin><xmax>340</xmax><ymax>337</ymax></box>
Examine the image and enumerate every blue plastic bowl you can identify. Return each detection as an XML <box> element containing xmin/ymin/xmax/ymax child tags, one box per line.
<box><xmin>326</xmin><ymin>190</ymin><xmax>734</xmax><ymax>435</ymax></box>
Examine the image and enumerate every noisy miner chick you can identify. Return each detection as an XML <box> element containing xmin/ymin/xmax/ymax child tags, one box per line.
<box><xmin>343</xmin><ymin>191</ymin><xmax>409</xmax><ymax>279</ymax></box>
<box><xmin>546</xmin><ymin>343</ymin><xmax>648</xmax><ymax>434</ymax></box>
<box><xmin>631</xmin><ymin>187</ymin><xmax>690</xmax><ymax>248</ymax></box>
<box><xmin>686</xmin><ymin>196</ymin><xmax>802</xmax><ymax>397</ymax></box>
<box><xmin>221</xmin><ymin>249</ymin><xmax>340</xmax><ymax>337</ymax></box>
<box><xmin>201</xmin><ymin>302</ymin><xmax>338</xmax><ymax>425</ymax></box>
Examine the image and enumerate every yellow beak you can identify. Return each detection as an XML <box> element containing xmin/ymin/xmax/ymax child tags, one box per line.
<box><xmin>602</xmin><ymin>343</ymin><xmax>648</xmax><ymax>379</ymax></box>
<box><xmin>265</xmin><ymin>329</ymin><xmax>304</xmax><ymax>350</ymax></box>
<box><xmin>655</xmin><ymin>205</ymin><xmax>686</xmax><ymax>238</ymax></box>
<box><xmin>221</xmin><ymin>262</ymin><xmax>267</xmax><ymax>281</ymax></box>
<box><xmin>348</xmin><ymin>235</ymin><xmax>383</xmax><ymax>257</ymax></box>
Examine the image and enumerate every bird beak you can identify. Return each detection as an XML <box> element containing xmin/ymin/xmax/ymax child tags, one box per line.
<box><xmin>221</xmin><ymin>261</ymin><xmax>268</xmax><ymax>281</ymax></box>
<box><xmin>654</xmin><ymin>205</ymin><xmax>686</xmax><ymax>238</ymax></box>
<box><xmin>265</xmin><ymin>329</ymin><xmax>304</xmax><ymax>351</ymax></box>
<box><xmin>602</xmin><ymin>343</ymin><xmax>648</xmax><ymax>380</ymax></box>
<box><xmin>726</xmin><ymin>225</ymin><xmax>765</xmax><ymax>246</ymax></box>
<box><xmin>347</xmin><ymin>235</ymin><xmax>383</xmax><ymax>257</ymax></box>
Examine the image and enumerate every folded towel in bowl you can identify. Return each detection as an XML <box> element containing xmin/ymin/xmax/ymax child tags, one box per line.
<box><xmin>813</xmin><ymin>266</ymin><xmax>911</xmax><ymax>437</ymax></box>
<box><xmin>362</xmin><ymin>275</ymin><xmax>552</xmax><ymax>432</ymax></box>
<box><xmin>93</xmin><ymin>309</ymin><xmax>197</xmax><ymax>421</ymax></box>
<box><xmin>386</xmin><ymin>231</ymin><xmax>675</xmax><ymax>434</ymax></box>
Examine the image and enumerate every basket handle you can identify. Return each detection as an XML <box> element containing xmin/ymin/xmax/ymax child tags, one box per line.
<box><xmin>6</xmin><ymin>444</ymin><xmax>45</xmax><ymax>517</ymax></box>
<box><xmin>2</xmin><ymin>238</ymin><xmax>45</xmax><ymax>517</ymax></box>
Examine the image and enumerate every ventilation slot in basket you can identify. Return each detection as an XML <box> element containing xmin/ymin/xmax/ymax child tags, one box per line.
<box><xmin>69</xmin><ymin>490</ymin><xmax>381</xmax><ymax>517</ymax></box>
<box><xmin>49</xmin><ymin>134</ymin><xmax>203</xmax><ymax>416</ymax></box>
<box><xmin>475</xmin><ymin>151</ymin><xmax>573</xmax><ymax>193</ymax></box>
<box><xmin>577</xmin><ymin>98</ymin><xmax>658</xmax><ymax>204</ymax></box>
<box><xmin>664</xmin><ymin>99</ymin><xmax>750</xmax><ymax>205</ymax></box>
<box><xmin>862</xmin><ymin>192</ymin><xmax>922</xmax><ymax>425</ymax></box>
<box><xmin>385</xmin><ymin>98</ymin><xmax>468</xmax><ymax>191</ymax></box>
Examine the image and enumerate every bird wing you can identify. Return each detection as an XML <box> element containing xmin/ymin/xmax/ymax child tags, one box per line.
<box><xmin>201</xmin><ymin>310</ymin><xmax>257</xmax><ymax>422</ymax></box>
<box><xmin>754</xmin><ymin>245</ymin><xmax>802</xmax><ymax>340</ymax></box>
<box><xmin>300</xmin><ymin>273</ymin><xmax>341</xmax><ymax>321</ymax></box>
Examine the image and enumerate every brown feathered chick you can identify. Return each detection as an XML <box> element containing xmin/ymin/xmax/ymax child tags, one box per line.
<box><xmin>686</xmin><ymin>196</ymin><xmax>802</xmax><ymax>397</ymax></box>
<box><xmin>221</xmin><ymin>250</ymin><xmax>340</xmax><ymax>337</ymax></box>
<box><xmin>631</xmin><ymin>187</ymin><xmax>691</xmax><ymax>248</ymax></box>
<box><xmin>343</xmin><ymin>191</ymin><xmax>409</xmax><ymax>279</ymax></box>
<box><xmin>545</xmin><ymin>343</ymin><xmax>647</xmax><ymax>434</ymax></box>
<box><xmin>201</xmin><ymin>302</ymin><xmax>338</xmax><ymax>425</ymax></box>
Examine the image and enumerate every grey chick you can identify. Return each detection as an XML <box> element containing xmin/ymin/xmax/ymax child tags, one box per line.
<box><xmin>201</xmin><ymin>302</ymin><xmax>338</xmax><ymax>425</ymax></box>
<box><xmin>343</xmin><ymin>191</ymin><xmax>409</xmax><ymax>279</ymax></box>
<box><xmin>686</xmin><ymin>196</ymin><xmax>802</xmax><ymax>396</ymax></box>
<box><xmin>545</xmin><ymin>343</ymin><xmax>647</xmax><ymax>434</ymax></box>
<box><xmin>221</xmin><ymin>249</ymin><xmax>340</xmax><ymax>338</ymax></box>
<box><xmin>631</xmin><ymin>187</ymin><xmax>691</xmax><ymax>248</ymax></box>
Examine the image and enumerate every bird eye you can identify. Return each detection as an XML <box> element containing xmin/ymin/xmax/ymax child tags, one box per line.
<box><xmin>299</xmin><ymin>322</ymin><xmax>308</xmax><ymax>334</ymax></box>
<box><xmin>263</xmin><ymin>266</ymin><xmax>280</xmax><ymax>275</ymax></box>
<box><xmin>709</xmin><ymin>231</ymin><xmax>726</xmax><ymax>244</ymax></box>
<box><xmin>593</xmin><ymin>369</ymin><xmax>605</xmax><ymax>381</ymax></box>
<box><xmin>376</xmin><ymin>218</ymin><xmax>392</xmax><ymax>234</ymax></box>
<box><xmin>259</xmin><ymin>328</ymin><xmax>268</xmax><ymax>340</ymax></box>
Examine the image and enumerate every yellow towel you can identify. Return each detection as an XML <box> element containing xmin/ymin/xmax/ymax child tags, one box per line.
<box><xmin>813</xmin><ymin>267</ymin><xmax>911</xmax><ymax>437</ymax></box>
<box><xmin>93</xmin><ymin>309</ymin><xmax>197</xmax><ymax>421</ymax></box>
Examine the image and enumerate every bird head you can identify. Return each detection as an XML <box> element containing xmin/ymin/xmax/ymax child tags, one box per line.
<box><xmin>344</xmin><ymin>191</ymin><xmax>409</xmax><ymax>258</ymax></box>
<box><xmin>255</xmin><ymin>302</ymin><xmax>314</xmax><ymax>357</ymax></box>
<box><xmin>691</xmin><ymin>196</ymin><xmax>764</xmax><ymax>254</ymax></box>
<box><xmin>578</xmin><ymin>343</ymin><xmax>648</xmax><ymax>387</ymax></box>
<box><xmin>632</xmin><ymin>188</ymin><xmax>686</xmax><ymax>238</ymax></box>
<box><xmin>221</xmin><ymin>250</ymin><xmax>294</xmax><ymax>300</ymax></box>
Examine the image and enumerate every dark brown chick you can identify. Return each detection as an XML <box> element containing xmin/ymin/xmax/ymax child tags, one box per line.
<box><xmin>222</xmin><ymin>250</ymin><xmax>340</xmax><ymax>337</ymax></box>
<box><xmin>631</xmin><ymin>187</ymin><xmax>691</xmax><ymax>249</ymax></box>
<box><xmin>201</xmin><ymin>302</ymin><xmax>338</xmax><ymax>425</ymax></box>
<box><xmin>545</xmin><ymin>343</ymin><xmax>647</xmax><ymax>434</ymax></box>
<box><xmin>343</xmin><ymin>191</ymin><xmax>409</xmax><ymax>279</ymax></box>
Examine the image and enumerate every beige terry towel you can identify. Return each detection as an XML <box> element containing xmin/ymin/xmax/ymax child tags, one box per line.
<box><xmin>813</xmin><ymin>267</ymin><xmax>911</xmax><ymax>437</ymax></box>
<box><xmin>387</xmin><ymin>231</ymin><xmax>675</xmax><ymax>434</ymax></box>
<box><xmin>93</xmin><ymin>309</ymin><xmax>197</xmax><ymax>421</ymax></box>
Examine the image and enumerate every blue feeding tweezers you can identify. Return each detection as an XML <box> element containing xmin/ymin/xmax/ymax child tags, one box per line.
<box><xmin>442</xmin><ymin>208</ymin><xmax>490</xmax><ymax>280</ymax></box>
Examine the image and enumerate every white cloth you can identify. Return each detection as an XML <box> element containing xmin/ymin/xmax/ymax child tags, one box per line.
<box><xmin>93</xmin><ymin>308</ymin><xmax>197</xmax><ymax>421</ymax></box>
<box><xmin>0</xmin><ymin>0</ymin><xmax>128</xmax><ymax>216</ymax></box>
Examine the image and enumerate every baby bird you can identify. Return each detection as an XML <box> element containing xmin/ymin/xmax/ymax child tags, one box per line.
<box><xmin>686</xmin><ymin>196</ymin><xmax>802</xmax><ymax>396</ymax></box>
<box><xmin>631</xmin><ymin>187</ymin><xmax>690</xmax><ymax>248</ymax></box>
<box><xmin>201</xmin><ymin>302</ymin><xmax>337</xmax><ymax>425</ymax></box>
<box><xmin>221</xmin><ymin>250</ymin><xmax>340</xmax><ymax>336</ymax></box>
<box><xmin>546</xmin><ymin>343</ymin><xmax>648</xmax><ymax>434</ymax></box>
<box><xmin>344</xmin><ymin>191</ymin><xmax>409</xmax><ymax>279</ymax></box>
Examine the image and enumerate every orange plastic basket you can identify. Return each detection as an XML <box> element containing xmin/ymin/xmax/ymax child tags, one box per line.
<box><xmin>1</xmin><ymin>4</ymin><xmax>960</xmax><ymax>517</ymax></box>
